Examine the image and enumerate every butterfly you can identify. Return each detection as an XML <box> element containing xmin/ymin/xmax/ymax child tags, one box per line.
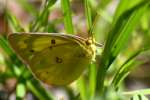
<box><xmin>8</xmin><ymin>33</ymin><xmax>97</xmax><ymax>85</ymax></box>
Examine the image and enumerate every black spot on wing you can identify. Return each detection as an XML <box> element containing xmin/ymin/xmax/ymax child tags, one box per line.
<box><xmin>49</xmin><ymin>39</ymin><xmax>56</xmax><ymax>50</ymax></box>
<box><xmin>55</xmin><ymin>57</ymin><xmax>63</xmax><ymax>63</ymax></box>
<box><xmin>51</xmin><ymin>39</ymin><xmax>56</xmax><ymax>44</ymax></box>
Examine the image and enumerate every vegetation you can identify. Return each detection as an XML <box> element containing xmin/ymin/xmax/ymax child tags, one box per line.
<box><xmin>0</xmin><ymin>0</ymin><xmax>150</xmax><ymax>100</ymax></box>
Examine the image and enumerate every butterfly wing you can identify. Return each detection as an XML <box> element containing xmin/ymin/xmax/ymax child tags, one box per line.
<box><xmin>8</xmin><ymin>33</ymin><xmax>93</xmax><ymax>85</ymax></box>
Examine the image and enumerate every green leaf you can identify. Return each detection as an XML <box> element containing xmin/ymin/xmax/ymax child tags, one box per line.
<box><xmin>0</xmin><ymin>35</ymin><xmax>23</xmax><ymax>76</ymax></box>
<box><xmin>61</xmin><ymin>0</ymin><xmax>74</xmax><ymax>34</ymax></box>
<box><xmin>89</xmin><ymin>63</ymin><xmax>97</xmax><ymax>99</ymax></box>
<box><xmin>96</xmin><ymin>1</ymin><xmax>149</xmax><ymax>94</ymax></box>
<box><xmin>113</xmin><ymin>0</ymin><xmax>143</xmax><ymax>23</ymax></box>
<box><xmin>26</xmin><ymin>80</ymin><xmax>54</xmax><ymax>100</ymax></box>
<box><xmin>111</xmin><ymin>49</ymin><xmax>143</xmax><ymax>90</ymax></box>
<box><xmin>6</xmin><ymin>12</ymin><xmax>24</xmax><ymax>32</ymax></box>
<box><xmin>84</xmin><ymin>0</ymin><xmax>92</xmax><ymax>30</ymax></box>
<box><xmin>30</xmin><ymin>0</ymin><xmax>57</xmax><ymax>32</ymax></box>
<box><xmin>77</xmin><ymin>77</ymin><xmax>88</xmax><ymax>100</ymax></box>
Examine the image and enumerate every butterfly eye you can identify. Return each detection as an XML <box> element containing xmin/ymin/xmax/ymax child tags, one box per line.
<box><xmin>85</xmin><ymin>39</ymin><xmax>92</xmax><ymax>45</ymax></box>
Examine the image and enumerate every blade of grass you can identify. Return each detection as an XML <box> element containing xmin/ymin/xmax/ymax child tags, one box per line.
<box><xmin>30</xmin><ymin>0</ymin><xmax>57</xmax><ymax>32</ymax></box>
<box><xmin>6</xmin><ymin>12</ymin><xmax>24</xmax><ymax>32</ymax></box>
<box><xmin>111</xmin><ymin>50</ymin><xmax>142</xmax><ymax>90</ymax></box>
<box><xmin>89</xmin><ymin>63</ymin><xmax>97</xmax><ymax>99</ymax></box>
<box><xmin>111</xmin><ymin>2</ymin><xmax>149</xmax><ymax>57</ymax></box>
<box><xmin>26</xmin><ymin>80</ymin><xmax>54</xmax><ymax>100</ymax></box>
<box><xmin>140</xmin><ymin>12</ymin><xmax>149</xmax><ymax>31</ymax></box>
<box><xmin>84</xmin><ymin>0</ymin><xmax>92</xmax><ymax>30</ymax></box>
<box><xmin>0</xmin><ymin>35</ymin><xmax>24</xmax><ymax>76</ymax></box>
<box><xmin>61</xmin><ymin>0</ymin><xmax>74</xmax><ymax>34</ymax></box>
<box><xmin>112</xmin><ymin>47</ymin><xmax>150</xmax><ymax>90</ymax></box>
<box><xmin>96</xmin><ymin>1</ymin><xmax>149</xmax><ymax>94</ymax></box>
<box><xmin>113</xmin><ymin>0</ymin><xmax>142</xmax><ymax>23</ymax></box>
<box><xmin>113</xmin><ymin>0</ymin><xmax>130</xmax><ymax>23</ymax></box>
<box><xmin>0</xmin><ymin>35</ymin><xmax>14</xmax><ymax>56</ymax></box>
<box><xmin>77</xmin><ymin>77</ymin><xmax>88</xmax><ymax>100</ymax></box>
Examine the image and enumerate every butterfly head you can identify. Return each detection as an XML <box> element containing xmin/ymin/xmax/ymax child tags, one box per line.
<box><xmin>85</xmin><ymin>37</ymin><xmax>96</xmax><ymax>61</ymax></box>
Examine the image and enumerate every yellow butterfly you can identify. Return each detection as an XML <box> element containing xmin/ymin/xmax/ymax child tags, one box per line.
<box><xmin>8</xmin><ymin>33</ymin><xmax>97</xmax><ymax>85</ymax></box>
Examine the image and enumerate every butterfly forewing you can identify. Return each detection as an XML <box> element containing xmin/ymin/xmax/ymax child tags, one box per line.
<box><xmin>8</xmin><ymin>33</ymin><xmax>94</xmax><ymax>85</ymax></box>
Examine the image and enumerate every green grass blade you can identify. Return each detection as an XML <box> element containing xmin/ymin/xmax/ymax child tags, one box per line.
<box><xmin>0</xmin><ymin>35</ymin><xmax>24</xmax><ymax>76</ymax></box>
<box><xmin>96</xmin><ymin>1</ymin><xmax>149</xmax><ymax>94</ymax></box>
<box><xmin>84</xmin><ymin>0</ymin><xmax>92</xmax><ymax>30</ymax></box>
<box><xmin>113</xmin><ymin>0</ymin><xmax>143</xmax><ymax>23</ymax></box>
<box><xmin>0</xmin><ymin>35</ymin><xmax>14</xmax><ymax>56</ymax></box>
<box><xmin>113</xmin><ymin>0</ymin><xmax>129</xmax><ymax>23</ymax></box>
<box><xmin>89</xmin><ymin>63</ymin><xmax>96</xmax><ymax>99</ymax></box>
<box><xmin>77</xmin><ymin>77</ymin><xmax>88</xmax><ymax>100</ymax></box>
<box><xmin>30</xmin><ymin>0</ymin><xmax>57</xmax><ymax>32</ymax></box>
<box><xmin>112</xmin><ymin>47</ymin><xmax>150</xmax><ymax>90</ymax></box>
<box><xmin>111</xmin><ymin>50</ymin><xmax>142</xmax><ymax>90</ymax></box>
<box><xmin>61</xmin><ymin>0</ymin><xmax>74</xmax><ymax>34</ymax></box>
<box><xmin>26</xmin><ymin>80</ymin><xmax>54</xmax><ymax>100</ymax></box>
<box><xmin>111</xmin><ymin>3</ymin><xmax>149</xmax><ymax>57</ymax></box>
<box><xmin>6</xmin><ymin>12</ymin><xmax>24</xmax><ymax>32</ymax></box>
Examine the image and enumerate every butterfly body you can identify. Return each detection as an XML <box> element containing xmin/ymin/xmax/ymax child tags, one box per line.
<box><xmin>8</xmin><ymin>33</ymin><xmax>96</xmax><ymax>85</ymax></box>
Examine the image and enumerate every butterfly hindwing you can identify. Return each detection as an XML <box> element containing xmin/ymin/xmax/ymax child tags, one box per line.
<box><xmin>32</xmin><ymin>42</ymin><xmax>91</xmax><ymax>85</ymax></box>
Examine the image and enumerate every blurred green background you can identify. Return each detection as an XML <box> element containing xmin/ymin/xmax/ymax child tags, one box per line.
<box><xmin>0</xmin><ymin>0</ymin><xmax>150</xmax><ymax>100</ymax></box>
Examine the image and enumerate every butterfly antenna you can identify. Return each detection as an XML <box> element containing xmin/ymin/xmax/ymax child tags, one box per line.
<box><xmin>4</xmin><ymin>0</ymin><xmax>8</xmax><ymax>33</ymax></box>
<box><xmin>88</xmin><ymin>13</ymin><xmax>100</xmax><ymax>43</ymax></box>
<box><xmin>95</xmin><ymin>42</ymin><xmax>103</xmax><ymax>47</ymax></box>
<box><xmin>87</xmin><ymin>13</ymin><xmax>104</xmax><ymax>48</ymax></box>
